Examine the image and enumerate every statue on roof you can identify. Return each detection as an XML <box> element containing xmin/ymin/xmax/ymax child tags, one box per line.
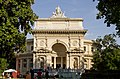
<box><xmin>56</xmin><ymin>6</ymin><xmax>62</xmax><ymax>15</ymax></box>
<box><xmin>51</xmin><ymin>6</ymin><xmax>66</xmax><ymax>18</ymax></box>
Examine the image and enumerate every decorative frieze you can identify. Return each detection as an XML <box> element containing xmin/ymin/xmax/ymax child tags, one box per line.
<box><xmin>32</xmin><ymin>29</ymin><xmax>87</xmax><ymax>34</ymax></box>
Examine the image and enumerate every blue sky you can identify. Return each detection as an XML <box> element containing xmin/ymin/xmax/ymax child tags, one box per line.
<box><xmin>30</xmin><ymin>0</ymin><xmax>120</xmax><ymax>44</ymax></box>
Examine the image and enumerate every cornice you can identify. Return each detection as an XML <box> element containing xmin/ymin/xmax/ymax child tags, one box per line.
<box><xmin>32</xmin><ymin>29</ymin><xmax>87</xmax><ymax>34</ymax></box>
<box><xmin>84</xmin><ymin>54</ymin><xmax>93</xmax><ymax>57</ymax></box>
<box><xmin>35</xmin><ymin>18</ymin><xmax>83</xmax><ymax>21</ymax></box>
<box><xmin>16</xmin><ymin>53</ymin><xmax>33</xmax><ymax>57</ymax></box>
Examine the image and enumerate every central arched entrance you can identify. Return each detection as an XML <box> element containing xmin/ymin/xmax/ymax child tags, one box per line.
<box><xmin>52</xmin><ymin>43</ymin><xmax>67</xmax><ymax>69</ymax></box>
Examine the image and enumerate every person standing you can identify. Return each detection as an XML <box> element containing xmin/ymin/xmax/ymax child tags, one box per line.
<box><xmin>45</xmin><ymin>69</ymin><xmax>49</xmax><ymax>79</ymax></box>
<box><xmin>37</xmin><ymin>69</ymin><xmax>42</xmax><ymax>79</ymax></box>
<box><xmin>25</xmin><ymin>71</ymin><xmax>31</xmax><ymax>79</ymax></box>
<box><xmin>2</xmin><ymin>72</ymin><xmax>4</xmax><ymax>78</ymax></box>
<box><xmin>30</xmin><ymin>68</ymin><xmax>34</xmax><ymax>79</ymax></box>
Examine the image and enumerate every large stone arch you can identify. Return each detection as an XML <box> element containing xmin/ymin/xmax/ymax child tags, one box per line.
<box><xmin>49</xmin><ymin>40</ymin><xmax>69</xmax><ymax>51</ymax></box>
<box><xmin>52</xmin><ymin>43</ymin><xmax>67</xmax><ymax>56</ymax></box>
<box><xmin>51</xmin><ymin>42</ymin><xmax>67</xmax><ymax>68</ymax></box>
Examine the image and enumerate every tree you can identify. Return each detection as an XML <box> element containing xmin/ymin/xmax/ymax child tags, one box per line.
<box><xmin>0</xmin><ymin>0</ymin><xmax>38</xmax><ymax>68</ymax></box>
<box><xmin>94</xmin><ymin>0</ymin><xmax>120</xmax><ymax>36</ymax></box>
<box><xmin>0</xmin><ymin>58</ymin><xmax>8</xmax><ymax>74</ymax></box>
<box><xmin>92</xmin><ymin>34</ymin><xmax>120</xmax><ymax>71</ymax></box>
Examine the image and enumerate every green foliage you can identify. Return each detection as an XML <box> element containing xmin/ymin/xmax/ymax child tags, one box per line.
<box><xmin>0</xmin><ymin>0</ymin><xmax>38</xmax><ymax>68</ymax></box>
<box><xmin>92</xmin><ymin>34</ymin><xmax>120</xmax><ymax>71</ymax></box>
<box><xmin>94</xmin><ymin>0</ymin><xmax>120</xmax><ymax>36</ymax></box>
<box><xmin>0</xmin><ymin>58</ymin><xmax>8</xmax><ymax>74</ymax></box>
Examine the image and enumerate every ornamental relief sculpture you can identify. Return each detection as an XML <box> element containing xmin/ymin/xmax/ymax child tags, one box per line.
<box><xmin>40</xmin><ymin>40</ymin><xmax>45</xmax><ymax>46</ymax></box>
<box><xmin>51</xmin><ymin>6</ymin><xmax>66</xmax><ymax>18</ymax></box>
<box><xmin>72</xmin><ymin>40</ymin><xmax>78</xmax><ymax>46</ymax></box>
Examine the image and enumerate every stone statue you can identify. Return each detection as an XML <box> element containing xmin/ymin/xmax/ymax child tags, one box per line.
<box><xmin>56</xmin><ymin>6</ymin><xmax>62</xmax><ymax>15</ymax></box>
<box><xmin>51</xmin><ymin>6</ymin><xmax>66</xmax><ymax>18</ymax></box>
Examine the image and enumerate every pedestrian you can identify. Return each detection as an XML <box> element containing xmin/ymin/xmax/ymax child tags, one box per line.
<box><xmin>2</xmin><ymin>72</ymin><xmax>4</xmax><ymax>78</ymax></box>
<box><xmin>12</xmin><ymin>72</ymin><xmax>17</xmax><ymax>78</ymax></box>
<box><xmin>45</xmin><ymin>69</ymin><xmax>49</xmax><ymax>79</ymax></box>
<box><xmin>37</xmin><ymin>69</ymin><xmax>42</xmax><ymax>79</ymax></box>
<box><xmin>30</xmin><ymin>68</ymin><xmax>34</xmax><ymax>79</ymax></box>
<box><xmin>25</xmin><ymin>71</ymin><xmax>31</xmax><ymax>79</ymax></box>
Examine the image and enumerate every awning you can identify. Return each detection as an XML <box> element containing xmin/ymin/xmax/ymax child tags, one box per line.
<box><xmin>4</xmin><ymin>69</ymin><xmax>17</xmax><ymax>73</ymax></box>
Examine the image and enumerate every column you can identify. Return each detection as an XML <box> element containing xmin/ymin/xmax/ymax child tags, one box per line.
<box><xmin>61</xmin><ymin>57</ymin><xmax>63</xmax><ymax>68</ymax></box>
<box><xmin>89</xmin><ymin>45</ymin><xmax>91</xmax><ymax>52</ymax></box>
<box><xmin>34</xmin><ymin>36</ymin><xmax>36</xmax><ymax>51</ymax></box>
<box><xmin>80</xmin><ymin>39</ymin><xmax>84</xmax><ymax>50</ymax></box>
<box><xmin>20</xmin><ymin>59</ymin><xmax>22</xmax><ymax>73</ymax></box>
<box><xmin>47</xmin><ymin>55</ymin><xmax>52</xmax><ymax>67</ymax></box>
<box><xmin>88</xmin><ymin>59</ymin><xmax>91</xmax><ymax>69</ymax></box>
<box><xmin>89</xmin><ymin>44</ymin><xmax>92</xmax><ymax>55</ymax></box>
<box><xmin>36</xmin><ymin>55</ymin><xmax>38</xmax><ymax>69</ymax></box>
<box><xmin>16</xmin><ymin>58</ymin><xmax>18</xmax><ymax>70</ymax></box>
<box><xmin>36</xmin><ymin>56</ymin><xmax>39</xmax><ymax>69</ymax></box>
<box><xmin>66</xmin><ymin>53</ymin><xmax>69</xmax><ymax>68</ymax></box>
<box><xmin>54</xmin><ymin>57</ymin><xmax>56</xmax><ymax>68</ymax></box>
<box><xmin>33</xmin><ymin>53</ymin><xmax>36</xmax><ymax>69</ymax></box>
<box><xmin>27</xmin><ymin>59</ymin><xmax>30</xmax><ymax>71</ymax></box>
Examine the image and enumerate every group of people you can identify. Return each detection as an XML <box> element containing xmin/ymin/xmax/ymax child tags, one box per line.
<box><xmin>2</xmin><ymin>72</ymin><xmax>17</xmax><ymax>79</ymax></box>
<box><xmin>25</xmin><ymin>68</ymin><xmax>49</xmax><ymax>79</ymax></box>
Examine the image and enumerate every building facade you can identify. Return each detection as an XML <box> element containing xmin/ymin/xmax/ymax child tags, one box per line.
<box><xmin>16</xmin><ymin>6</ymin><xmax>93</xmax><ymax>74</ymax></box>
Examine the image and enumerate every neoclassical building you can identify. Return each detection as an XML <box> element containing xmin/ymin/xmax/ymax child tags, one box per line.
<box><xmin>16</xmin><ymin>6</ymin><xmax>93</xmax><ymax>74</ymax></box>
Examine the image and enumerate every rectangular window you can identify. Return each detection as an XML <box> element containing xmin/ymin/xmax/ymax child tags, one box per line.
<box><xmin>91</xmin><ymin>47</ymin><xmax>94</xmax><ymax>52</ymax></box>
<box><xmin>84</xmin><ymin>46</ymin><xmax>86</xmax><ymax>51</ymax></box>
<box><xmin>31</xmin><ymin>46</ymin><xmax>33</xmax><ymax>51</ymax></box>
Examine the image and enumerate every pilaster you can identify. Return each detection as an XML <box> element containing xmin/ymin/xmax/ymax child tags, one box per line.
<box><xmin>27</xmin><ymin>59</ymin><xmax>30</xmax><ymax>71</ymax></box>
<box><xmin>20</xmin><ymin>59</ymin><xmax>22</xmax><ymax>73</ymax></box>
<box><xmin>16</xmin><ymin>58</ymin><xmax>18</xmax><ymax>70</ymax></box>
<box><xmin>33</xmin><ymin>53</ymin><xmax>36</xmax><ymax>69</ymax></box>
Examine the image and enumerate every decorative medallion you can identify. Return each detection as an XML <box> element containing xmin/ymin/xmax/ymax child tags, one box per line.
<box><xmin>40</xmin><ymin>40</ymin><xmax>44</xmax><ymax>46</ymax></box>
<box><xmin>72</xmin><ymin>41</ymin><xmax>77</xmax><ymax>46</ymax></box>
